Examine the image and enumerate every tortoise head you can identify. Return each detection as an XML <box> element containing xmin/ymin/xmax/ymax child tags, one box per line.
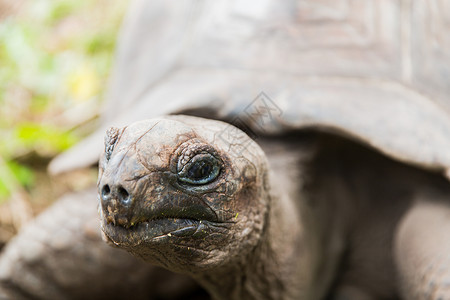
<box><xmin>98</xmin><ymin>116</ymin><xmax>269</xmax><ymax>273</ymax></box>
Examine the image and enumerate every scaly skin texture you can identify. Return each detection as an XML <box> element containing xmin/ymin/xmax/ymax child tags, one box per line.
<box><xmin>98</xmin><ymin>115</ymin><xmax>450</xmax><ymax>300</ymax></box>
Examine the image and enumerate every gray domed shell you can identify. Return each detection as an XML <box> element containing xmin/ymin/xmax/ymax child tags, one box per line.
<box><xmin>50</xmin><ymin>0</ymin><xmax>450</xmax><ymax>179</ymax></box>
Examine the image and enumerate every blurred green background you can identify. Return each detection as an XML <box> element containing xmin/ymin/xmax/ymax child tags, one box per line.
<box><xmin>0</xmin><ymin>0</ymin><xmax>128</xmax><ymax>242</ymax></box>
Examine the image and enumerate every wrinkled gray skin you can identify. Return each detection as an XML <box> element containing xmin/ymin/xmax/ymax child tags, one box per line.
<box><xmin>98</xmin><ymin>115</ymin><xmax>450</xmax><ymax>300</ymax></box>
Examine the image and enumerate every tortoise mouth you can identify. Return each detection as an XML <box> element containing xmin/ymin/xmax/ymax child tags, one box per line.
<box><xmin>99</xmin><ymin>192</ymin><xmax>222</xmax><ymax>244</ymax></box>
<box><xmin>101</xmin><ymin>216</ymin><xmax>197</xmax><ymax>245</ymax></box>
<box><xmin>100</xmin><ymin>210</ymin><xmax>231</xmax><ymax>247</ymax></box>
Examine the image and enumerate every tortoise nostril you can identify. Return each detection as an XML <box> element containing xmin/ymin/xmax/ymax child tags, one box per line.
<box><xmin>117</xmin><ymin>186</ymin><xmax>131</xmax><ymax>204</ymax></box>
<box><xmin>100</xmin><ymin>184</ymin><xmax>131</xmax><ymax>206</ymax></box>
<box><xmin>102</xmin><ymin>185</ymin><xmax>111</xmax><ymax>199</ymax></box>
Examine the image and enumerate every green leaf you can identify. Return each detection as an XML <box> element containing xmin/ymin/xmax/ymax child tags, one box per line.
<box><xmin>0</xmin><ymin>159</ymin><xmax>34</xmax><ymax>203</ymax></box>
<box><xmin>48</xmin><ymin>1</ymin><xmax>81</xmax><ymax>23</ymax></box>
<box><xmin>0</xmin><ymin>178</ymin><xmax>10</xmax><ymax>201</ymax></box>
<box><xmin>7</xmin><ymin>160</ymin><xmax>34</xmax><ymax>188</ymax></box>
<box><xmin>15</xmin><ymin>123</ymin><xmax>79</xmax><ymax>155</ymax></box>
<box><xmin>85</xmin><ymin>32</ymin><xmax>116</xmax><ymax>55</ymax></box>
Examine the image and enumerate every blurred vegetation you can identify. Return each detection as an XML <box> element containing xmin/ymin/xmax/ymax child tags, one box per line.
<box><xmin>0</xmin><ymin>0</ymin><xmax>129</xmax><ymax>203</ymax></box>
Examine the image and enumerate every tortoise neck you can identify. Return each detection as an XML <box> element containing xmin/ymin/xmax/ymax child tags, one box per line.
<box><xmin>193</xmin><ymin>184</ymin><xmax>314</xmax><ymax>300</ymax></box>
<box><xmin>191</xmin><ymin>136</ymin><xmax>345</xmax><ymax>299</ymax></box>
<box><xmin>193</xmin><ymin>247</ymin><xmax>281</xmax><ymax>300</ymax></box>
<box><xmin>193</xmin><ymin>229</ymin><xmax>290</xmax><ymax>300</ymax></box>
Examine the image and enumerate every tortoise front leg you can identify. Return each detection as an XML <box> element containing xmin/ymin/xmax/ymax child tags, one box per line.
<box><xmin>394</xmin><ymin>198</ymin><xmax>450</xmax><ymax>299</ymax></box>
<box><xmin>0</xmin><ymin>187</ymin><xmax>205</xmax><ymax>300</ymax></box>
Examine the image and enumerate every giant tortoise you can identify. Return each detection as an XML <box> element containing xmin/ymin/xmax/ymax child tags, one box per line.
<box><xmin>1</xmin><ymin>0</ymin><xmax>450</xmax><ymax>299</ymax></box>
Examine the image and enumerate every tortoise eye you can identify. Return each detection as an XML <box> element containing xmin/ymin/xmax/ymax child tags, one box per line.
<box><xmin>178</xmin><ymin>154</ymin><xmax>221</xmax><ymax>185</ymax></box>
